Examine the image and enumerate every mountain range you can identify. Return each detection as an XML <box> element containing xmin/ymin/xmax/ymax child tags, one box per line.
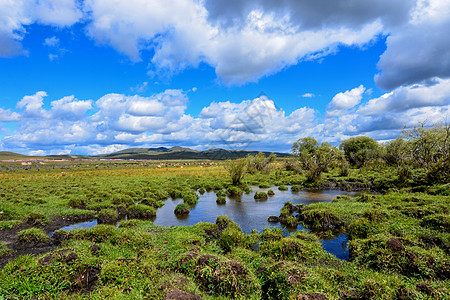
<box><xmin>0</xmin><ymin>147</ymin><xmax>289</xmax><ymax>161</ymax></box>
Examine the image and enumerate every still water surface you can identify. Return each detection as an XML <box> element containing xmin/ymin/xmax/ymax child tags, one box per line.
<box><xmin>53</xmin><ymin>187</ymin><xmax>357</xmax><ymax>260</ymax></box>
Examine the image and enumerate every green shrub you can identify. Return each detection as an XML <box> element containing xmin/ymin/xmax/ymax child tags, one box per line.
<box><xmin>182</xmin><ymin>190</ymin><xmax>199</xmax><ymax>205</ymax></box>
<box><xmin>259</xmin><ymin>182</ymin><xmax>271</xmax><ymax>188</ymax></box>
<box><xmin>284</xmin><ymin>216</ymin><xmax>298</xmax><ymax>228</ymax></box>
<box><xmin>17</xmin><ymin>228</ymin><xmax>49</xmax><ymax>244</ymax></box>
<box><xmin>198</xmin><ymin>187</ymin><xmax>206</xmax><ymax>194</ymax></box>
<box><xmin>278</xmin><ymin>185</ymin><xmax>288</xmax><ymax>191</ymax></box>
<box><xmin>254</xmin><ymin>191</ymin><xmax>268</xmax><ymax>200</ymax></box>
<box><xmin>267</xmin><ymin>189</ymin><xmax>275</xmax><ymax>196</ymax></box>
<box><xmin>291</xmin><ymin>185</ymin><xmax>301</xmax><ymax>192</ymax></box>
<box><xmin>219</xmin><ymin>226</ymin><xmax>247</xmax><ymax>252</ymax></box>
<box><xmin>260</xmin><ymin>228</ymin><xmax>284</xmax><ymax>241</ymax></box>
<box><xmin>174</xmin><ymin>203</ymin><xmax>190</xmax><ymax>215</ymax></box>
<box><xmin>227</xmin><ymin>186</ymin><xmax>243</xmax><ymax>197</ymax></box>
<box><xmin>216</xmin><ymin>196</ymin><xmax>226</xmax><ymax>205</ymax></box>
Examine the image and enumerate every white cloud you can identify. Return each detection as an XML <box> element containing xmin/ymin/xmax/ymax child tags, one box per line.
<box><xmin>0</xmin><ymin>0</ymin><xmax>82</xmax><ymax>57</ymax></box>
<box><xmin>0</xmin><ymin>108</ymin><xmax>20</xmax><ymax>122</ymax></box>
<box><xmin>43</xmin><ymin>36</ymin><xmax>59</xmax><ymax>47</ymax></box>
<box><xmin>301</xmin><ymin>93</ymin><xmax>314</xmax><ymax>98</ymax></box>
<box><xmin>375</xmin><ymin>0</ymin><xmax>450</xmax><ymax>90</ymax></box>
<box><xmin>50</xmin><ymin>96</ymin><xmax>93</xmax><ymax>119</ymax></box>
<box><xmin>359</xmin><ymin>78</ymin><xmax>450</xmax><ymax>115</ymax></box>
<box><xmin>3</xmin><ymin>79</ymin><xmax>450</xmax><ymax>155</ymax></box>
<box><xmin>327</xmin><ymin>85</ymin><xmax>365</xmax><ymax>115</ymax></box>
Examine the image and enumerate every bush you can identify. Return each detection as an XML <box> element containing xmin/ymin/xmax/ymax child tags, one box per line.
<box><xmin>17</xmin><ymin>228</ymin><xmax>49</xmax><ymax>244</ymax></box>
<box><xmin>225</xmin><ymin>158</ymin><xmax>247</xmax><ymax>185</ymax></box>
<box><xmin>219</xmin><ymin>226</ymin><xmax>247</xmax><ymax>252</ymax></box>
<box><xmin>227</xmin><ymin>186</ymin><xmax>243</xmax><ymax>197</ymax></box>
<box><xmin>254</xmin><ymin>192</ymin><xmax>268</xmax><ymax>200</ymax></box>
<box><xmin>278</xmin><ymin>185</ymin><xmax>288</xmax><ymax>191</ymax></box>
<box><xmin>290</xmin><ymin>185</ymin><xmax>301</xmax><ymax>192</ymax></box>
<box><xmin>284</xmin><ymin>216</ymin><xmax>298</xmax><ymax>228</ymax></box>
<box><xmin>182</xmin><ymin>190</ymin><xmax>199</xmax><ymax>205</ymax></box>
<box><xmin>174</xmin><ymin>203</ymin><xmax>190</xmax><ymax>215</ymax></box>
<box><xmin>216</xmin><ymin>196</ymin><xmax>226</xmax><ymax>205</ymax></box>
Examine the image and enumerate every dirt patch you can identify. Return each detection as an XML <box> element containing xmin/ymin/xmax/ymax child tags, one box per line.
<box><xmin>387</xmin><ymin>238</ymin><xmax>405</xmax><ymax>252</ymax></box>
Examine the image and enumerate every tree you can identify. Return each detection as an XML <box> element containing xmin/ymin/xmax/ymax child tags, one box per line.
<box><xmin>225</xmin><ymin>158</ymin><xmax>247</xmax><ymax>185</ymax></box>
<box><xmin>339</xmin><ymin>136</ymin><xmax>381</xmax><ymax>166</ymax></box>
<box><xmin>291</xmin><ymin>138</ymin><xmax>345</xmax><ymax>182</ymax></box>
<box><xmin>402</xmin><ymin>122</ymin><xmax>450</xmax><ymax>183</ymax></box>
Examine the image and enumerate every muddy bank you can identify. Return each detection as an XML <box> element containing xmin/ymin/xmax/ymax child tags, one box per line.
<box><xmin>0</xmin><ymin>215</ymin><xmax>94</xmax><ymax>268</ymax></box>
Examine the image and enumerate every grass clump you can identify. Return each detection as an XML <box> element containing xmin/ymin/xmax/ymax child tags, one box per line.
<box><xmin>216</xmin><ymin>196</ymin><xmax>226</xmax><ymax>205</ymax></box>
<box><xmin>128</xmin><ymin>204</ymin><xmax>156</xmax><ymax>219</ymax></box>
<box><xmin>97</xmin><ymin>208</ymin><xmax>118</xmax><ymax>224</ymax></box>
<box><xmin>0</xmin><ymin>242</ymin><xmax>11</xmax><ymax>258</ymax></box>
<box><xmin>174</xmin><ymin>203</ymin><xmax>190</xmax><ymax>215</ymax></box>
<box><xmin>182</xmin><ymin>190</ymin><xmax>199</xmax><ymax>205</ymax></box>
<box><xmin>227</xmin><ymin>185</ymin><xmax>243</xmax><ymax>197</ymax></box>
<box><xmin>267</xmin><ymin>189</ymin><xmax>275</xmax><ymax>196</ymax></box>
<box><xmin>17</xmin><ymin>228</ymin><xmax>49</xmax><ymax>244</ymax></box>
<box><xmin>278</xmin><ymin>185</ymin><xmax>288</xmax><ymax>191</ymax></box>
<box><xmin>258</xmin><ymin>182</ymin><xmax>271</xmax><ymax>188</ymax></box>
<box><xmin>254</xmin><ymin>191</ymin><xmax>268</xmax><ymax>200</ymax></box>
<box><xmin>291</xmin><ymin>185</ymin><xmax>301</xmax><ymax>192</ymax></box>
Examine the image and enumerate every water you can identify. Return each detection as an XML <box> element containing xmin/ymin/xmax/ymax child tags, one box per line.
<box><xmin>51</xmin><ymin>186</ymin><xmax>357</xmax><ymax>260</ymax></box>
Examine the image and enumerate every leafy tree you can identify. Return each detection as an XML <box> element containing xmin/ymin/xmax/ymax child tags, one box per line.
<box><xmin>225</xmin><ymin>158</ymin><xmax>247</xmax><ymax>185</ymax></box>
<box><xmin>246</xmin><ymin>152</ymin><xmax>271</xmax><ymax>174</ymax></box>
<box><xmin>403</xmin><ymin>122</ymin><xmax>450</xmax><ymax>183</ymax></box>
<box><xmin>291</xmin><ymin>138</ymin><xmax>345</xmax><ymax>182</ymax></box>
<box><xmin>339</xmin><ymin>136</ymin><xmax>381</xmax><ymax>166</ymax></box>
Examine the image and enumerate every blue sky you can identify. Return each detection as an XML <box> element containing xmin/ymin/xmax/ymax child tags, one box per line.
<box><xmin>0</xmin><ymin>0</ymin><xmax>449</xmax><ymax>155</ymax></box>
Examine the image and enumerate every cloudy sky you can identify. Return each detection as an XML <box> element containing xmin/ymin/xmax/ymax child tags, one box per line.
<box><xmin>0</xmin><ymin>0</ymin><xmax>449</xmax><ymax>155</ymax></box>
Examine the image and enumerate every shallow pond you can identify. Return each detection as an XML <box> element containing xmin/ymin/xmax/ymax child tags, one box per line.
<box><xmin>52</xmin><ymin>186</ymin><xmax>356</xmax><ymax>260</ymax></box>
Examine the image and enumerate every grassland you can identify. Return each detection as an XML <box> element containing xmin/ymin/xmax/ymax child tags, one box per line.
<box><xmin>0</xmin><ymin>161</ymin><xmax>448</xmax><ymax>299</ymax></box>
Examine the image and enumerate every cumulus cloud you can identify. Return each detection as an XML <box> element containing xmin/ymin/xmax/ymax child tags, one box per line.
<box><xmin>327</xmin><ymin>85</ymin><xmax>365</xmax><ymax>116</ymax></box>
<box><xmin>2</xmin><ymin>0</ymin><xmax>449</xmax><ymax>88</ymax></box>
<box><xmin>0</xmin><ymin>108</ymin><xmax>20</xmax><ymax>122</ymax></box>
<box><xmin>375</xmin><ymin>0</ymin><xmax>450</xmax><ymax>90</ymax></box>
<box><xmin>359</xmin><ymin>78</ymin><xmax>450</xmax><ymax>115</ymax></box>
<box><xmin>0</xmin><ymin>0</ymin><xmax>82</xmax><ymax>57</ymax></box>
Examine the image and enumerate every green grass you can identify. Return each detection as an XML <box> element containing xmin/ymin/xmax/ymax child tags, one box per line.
<box><xmin>0</xmin><ymin>162</ymin><xmax>449</xmax><ymax>299</ymax></box>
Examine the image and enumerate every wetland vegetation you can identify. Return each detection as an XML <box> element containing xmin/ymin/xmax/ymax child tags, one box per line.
<box><xmin>0</xmin><ymin>123</ymin><xmax>449</xmax><ymax>299</ymax></box>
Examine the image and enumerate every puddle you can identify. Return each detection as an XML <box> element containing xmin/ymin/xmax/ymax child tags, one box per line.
<box><xmin>50</xmin><ymin>186</ymin><xmax>358</xmax><ymax>259</ymax></box>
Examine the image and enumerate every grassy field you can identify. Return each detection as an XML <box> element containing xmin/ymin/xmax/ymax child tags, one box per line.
<box><xmin>0</xmin><ymin>161</ymin><xmax>449</xmax><ymax>299</ymax></box>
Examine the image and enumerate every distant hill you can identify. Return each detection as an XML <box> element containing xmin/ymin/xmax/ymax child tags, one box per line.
<box><xmin>0</xmin><ymin>151</ymin><xmax>29</xmax><ymax>160</ymax></box>
<box><xmin>0</xmin><ymin>147</ymin><xmax>290</xmax><ymax>161</ymax></box>
<box><xmin>100</xmin><ymin>146</ymin><xmax>289</xmax><ymax>160</ymax></box>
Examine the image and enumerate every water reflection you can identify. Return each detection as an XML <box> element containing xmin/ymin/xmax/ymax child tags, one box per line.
<box><xmin>50</xmin><ymin>186</ymin><xmax>358</xmax><ymax>259</ymax></box>
<box><xmin>153</xmin><ymin>186</ymin><xmax>357</xmax><ymax>234</ymax></box>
